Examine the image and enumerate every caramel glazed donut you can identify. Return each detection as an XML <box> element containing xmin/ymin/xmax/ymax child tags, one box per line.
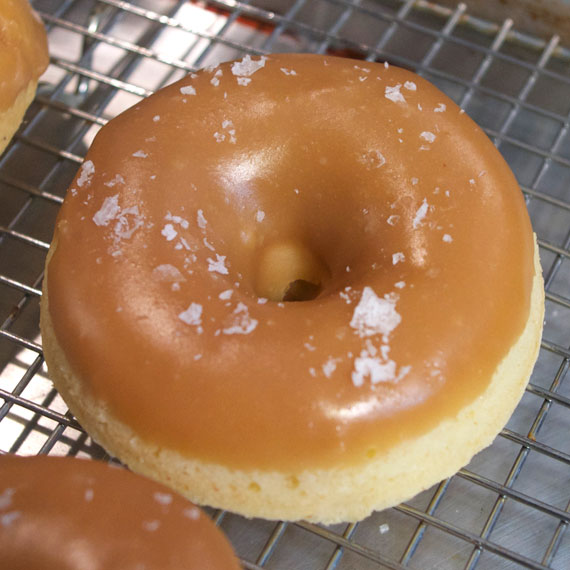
<box><xmin>0</xmin><ymin>455</ymin><xmax>241</xmax><ymax>569</ymax></box>
<box><xmin>0</xmin><ymin>0</ymin><xmax>49</xmax><ymax>155</ymax></box>
<box><xmin>41</xmin><ymin>53</ymin><xmax>544</xmax><ymax>524</ymax></box>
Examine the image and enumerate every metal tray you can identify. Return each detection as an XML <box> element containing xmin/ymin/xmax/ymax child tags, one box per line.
<box><xmin>1</xmin><ymin>1</ymin><xmax>569</xmax><ymax>568</ymax></box>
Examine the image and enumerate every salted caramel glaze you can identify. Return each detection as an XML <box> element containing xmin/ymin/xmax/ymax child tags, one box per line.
<box><xmin>0</xmin><ymin>0</ymin><xmax>48</xmax><ymax>110</ymax></box>
<box><xmin>45</xmin><ymin>54</ymin><xmax>535</xmax><ymax>472</ymax></box>
<box><xmin>0</xmin><ymin>455</ymin><xmax>240</xmax><ymax>570</ymax></box>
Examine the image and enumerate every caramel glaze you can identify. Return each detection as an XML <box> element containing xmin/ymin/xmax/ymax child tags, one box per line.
<box><xmin>0</xmin><ymin>0</ymin><xmax>48</xmax><ymax>111</ymax></box>
<box><xmin>0</xmin><ymin>455</ymin><xmax>240</xmax><ymax>570</ymax></box>
<box><xmin>46</xmin><ymin>54</ymin><xmax>535</xmax><ymax>471</ymax></box>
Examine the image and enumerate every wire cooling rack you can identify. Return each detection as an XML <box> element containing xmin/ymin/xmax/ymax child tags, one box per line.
<box><xmin>1</xmin><ymin>1</ymin><xmax>569</xmax><ymax>568</ymax></box>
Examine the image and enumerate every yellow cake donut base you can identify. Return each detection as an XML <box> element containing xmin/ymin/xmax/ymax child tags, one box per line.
<box><xmin>41</xmin><ymin>237</ymin><xmax>544</xmax><ymax>524</ymax></box>
<box><xmin>0</xmin><ymin>80</ymin><xmax>38</xmax><ymax>156</ymax></box>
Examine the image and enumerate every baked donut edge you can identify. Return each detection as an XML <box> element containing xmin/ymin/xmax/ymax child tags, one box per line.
<box><xmin>0</xmin><ymin>80</ymin><xmax>38</xmax><ymax>156</ymax></box>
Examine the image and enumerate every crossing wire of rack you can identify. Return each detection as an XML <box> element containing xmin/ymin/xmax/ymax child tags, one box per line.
<box><xmin>0</xmin><ymin>0</ymin><xmax>569</xmax><ymax>568</ymax></box>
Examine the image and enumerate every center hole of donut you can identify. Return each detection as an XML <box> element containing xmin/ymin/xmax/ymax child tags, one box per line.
<box><xmin>254</xmin><ymin>240</ymin><xmax>328</xmax><ymax>302</ymax></box>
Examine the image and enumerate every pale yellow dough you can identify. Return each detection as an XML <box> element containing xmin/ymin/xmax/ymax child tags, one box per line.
<box><xmin>0</xmin><ymin>80</ymin><xmax>38</xmax><ymax>156</ymax></box>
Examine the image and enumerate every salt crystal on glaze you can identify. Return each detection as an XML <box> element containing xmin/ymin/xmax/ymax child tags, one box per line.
<box><xmin>132</xmin><ymin>150</ymin><xmax>147</xmax><ymax>158</ymax></box>
<box><xmin>412</xmin><ymin>198</ymin><xmax>429</xmax><ymax>229</ymax></box>
<box><xmin>161</xmin><ymin>224</ymin><xmax>177</xmax><ymax>241</ymax></box>
<box><xmin>0</xmin><ymin>488</ymin><xmax>15</xmax><ymax>509</ymax></box>
<box><xmin>196</xmin><ymin>209</ymin><xmax>207</xmax><ymax>229</ymax></box>
<box><xmin>207</xmin><ymin>254</ymin><xmax>229</xmax><ymax>275</ymax></box>
<box><xmin>180</xmin><ymin>85</ymin><xmax>196</xmax><ymax>95</ymax></box>
<box><xmin>165</xmin><ymin>212</ymin><xmax>189</xmax><ymax>229</ymax></box>
<box><xmin>104</xmin><ymin>174</ymin><xmax>125</xmax><ymax>188</ymax></box>
<box><xmin>434</xmin><ymin>103</ymin><xmax>446</xmax><ymax>112</ymax></box>
<box><xmin>93</xmin><ymin>195</ymin><xmax>120</xmax><ymax>226</ymax></box>
<box><xmin>223</xmin><ymin>303</ymin><xmax>258</xmax><ymax>335</ymax></box>
<box><xmin>219</xmin><ymin>289</ymin><xmax>233</xmax><ymax>300</ymax></box>
<box><xmin>385</xmin><ymin>84</ymin><xmax>405</xmax><ymax>104</ymax></box>
<box><xmin>442</xmin><ymin>234</ymin><xmax>453</xmax><ymax>243</ymax></box>
<box><xmin>256</xmin><ymin>210</ymin><xmax>265</xmax><ymax>222</ymax></box>
<box><xmin>184</xmin><ymin>507</ymin><xmax>200</xmax><ymax>520</ymax></box>
<box><xmin>77</xmin><ymin>160</ymin><xmax>95</xmax><ymax>188</ymax></box>
<box><xmin>419</xmin><ymin>131</ymin><xmax>436</xmax><ymax>143</ymax></box>
<box><xmin>404</xmin><ymin>81</ymin><xmax>417</xmax><ymax>91</ymax></box>
<box><xmin>178</xmin><ymin>303</ymin><xmax>202</xmax><ymax>327</ymax></box>
<box><xmin>231</xmin><ymin>55</ymin><xmax>266</xmax><ymax>77</ymax></box>
<box><xmin>154</xmin><ymin>492</ymin><xmax>173</xmax><ymax>506</ymax></box>
<box><xmin>322</xmin><ymin>358</ymin><xmax>338</xmax><ymax>378</ymax></box>
<box><xmin>392</xmin><ymin>252</ymin><xmax>405</xmax><ymax>265</ymax></box>
<box><xmin>350</xmin><ymin>287</ymin><xmax>401</xmax><ymax>340</ymax></box>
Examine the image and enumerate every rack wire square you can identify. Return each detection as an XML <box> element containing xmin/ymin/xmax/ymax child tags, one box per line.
<box><xmin>1</xmin><ymin>0</ymin><xmax>569</xmax><ymax>568</ymax></box>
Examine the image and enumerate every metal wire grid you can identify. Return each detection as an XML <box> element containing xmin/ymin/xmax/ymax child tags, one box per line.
<box><xmin>0</xmin><ymin>0</ymin><xmax>569</xmax><ymax>568</ymax></box>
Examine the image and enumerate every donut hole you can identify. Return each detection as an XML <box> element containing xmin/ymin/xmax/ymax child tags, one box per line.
<box><xmin>283</xmin><ymin>279</ymin><xmax>320</xmax><ymax>302</ymax></box>
<box><xmin>254</xmin><ymin>239</ymin><xmax>329</xmax><ymax>302</ymax></box>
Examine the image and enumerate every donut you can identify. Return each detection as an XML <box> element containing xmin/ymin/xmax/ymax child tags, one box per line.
<box><xmin>0</xmin><ymin>0</ymin><xmax>49</xmax><ymax>155</ymax></box>
<box><xmin>41</xmin><ymin>53</ymin><xmax>544</xmax><ymax>523</ymax></box>
<box><xmin>0</xmin><ymin>454</ymin><xmax>241</xmax><ymax>569</ymax></box>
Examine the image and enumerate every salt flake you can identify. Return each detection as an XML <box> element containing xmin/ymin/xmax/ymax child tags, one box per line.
<box><xmin>420</xmin><ymin>131</ymin><xmax>436</xmax><ymax>143</ymax></box>
<box><xmin>178</xmin><ymin>303</ymin><xmax>203</xmax><ymax>327</ymax></box>
<box><xmin>385</xmin><ymin>84</ymin><xmax>405</xmax><ymax>103</ymax></box>
<box><xmin>231</xmin><ymin>55</ymin><xmax>266</xmax><ymax>77</ymax></box>
<box><xmin>207</xmin><ymin>254</ymin><xmax>229</xmax><ymax>275</ymax></box>
<box><xmin>412</xmin><ymin>198</ymin><xmax>429</xmax><ymax>229</ymax></box>
<box><xmin>392</xmin><ymin>252</ymin><xmax>405</xmax><ymax>265</ymax></box>
<box><xmin>93</xmin><ymin>195</ymin><xmax>120</xmax><ymax>226</ymax></box>
<box><xmin>350</xmin><ymin>287</ymin><xmax>401</xmax><ymax>340</ymax></box>
<box><xmin>197</xmin><ymin>209</ymin><xmax>207</xmax><ymax>229</ymax></box>
<box><xmin>77</xmin><ymin>160</ymin><xmax>95</xmax><ymax>188</ymax></box>
<box><xmin>161</xmin><ymin>223</ymin><xmax>177</xmax><ymax>241</ymax></box>
<box><xmin>223</xmin><ymin>303</ymin><xmax>258</xmax><ymax>335</ymax></box>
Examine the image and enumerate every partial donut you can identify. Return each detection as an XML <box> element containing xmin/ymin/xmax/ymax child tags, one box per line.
<box><xmin>0</xmin><ymin>0</ymin><xmax>49</xmax><ymax>155</ymax></box>
<box><xmin>41</xmin><ymin>54</ymin><xmax>544</xmax><ymax>523</ymax></box>
<box><xmin>0</xmin><ymin>455</ymin><xmax>241</xmax><ymax>570</ymax></box>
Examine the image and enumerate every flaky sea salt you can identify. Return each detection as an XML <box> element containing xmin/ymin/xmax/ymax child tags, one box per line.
<box><xmin>350</xmin><ymin>287</ymin><xmax>401</xmax><ymax>340</ymax></box>
<box><xmin>178</xmin><ymin>303</ymin><xmax>202</xmax><ymax>327</ymax></box>
<box><xmin>223</xmin><ymin>303</ymin><xmax>258</xmax><ymax>335</ymax></box>
<box><xmin>207</xmin><ymin>254</ymin><xmax>229</xmax><ymax>275</ymax></box>
<box><xmin>385</xmin><ymin>84</ymin><xmax>405</xmax><ymax>103</ymax></box>
<box><xmin>392</xmin><ymin>252</ymin><xmax>405</xmax><ymax>265</ymax></box>
<box><xmin>77</xmin><ymin>160</ymin><xmax>95</xmax><ymax>188</ymax></box>
<box><xmin>231</xmin><ymin>55</ymin><xmax>266</xmax><ymax>77</ymax></box>
<box><xmin>412</xmin><ymin>198</ymin><xmax>429</xmax><ymax>229</ymax></box>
